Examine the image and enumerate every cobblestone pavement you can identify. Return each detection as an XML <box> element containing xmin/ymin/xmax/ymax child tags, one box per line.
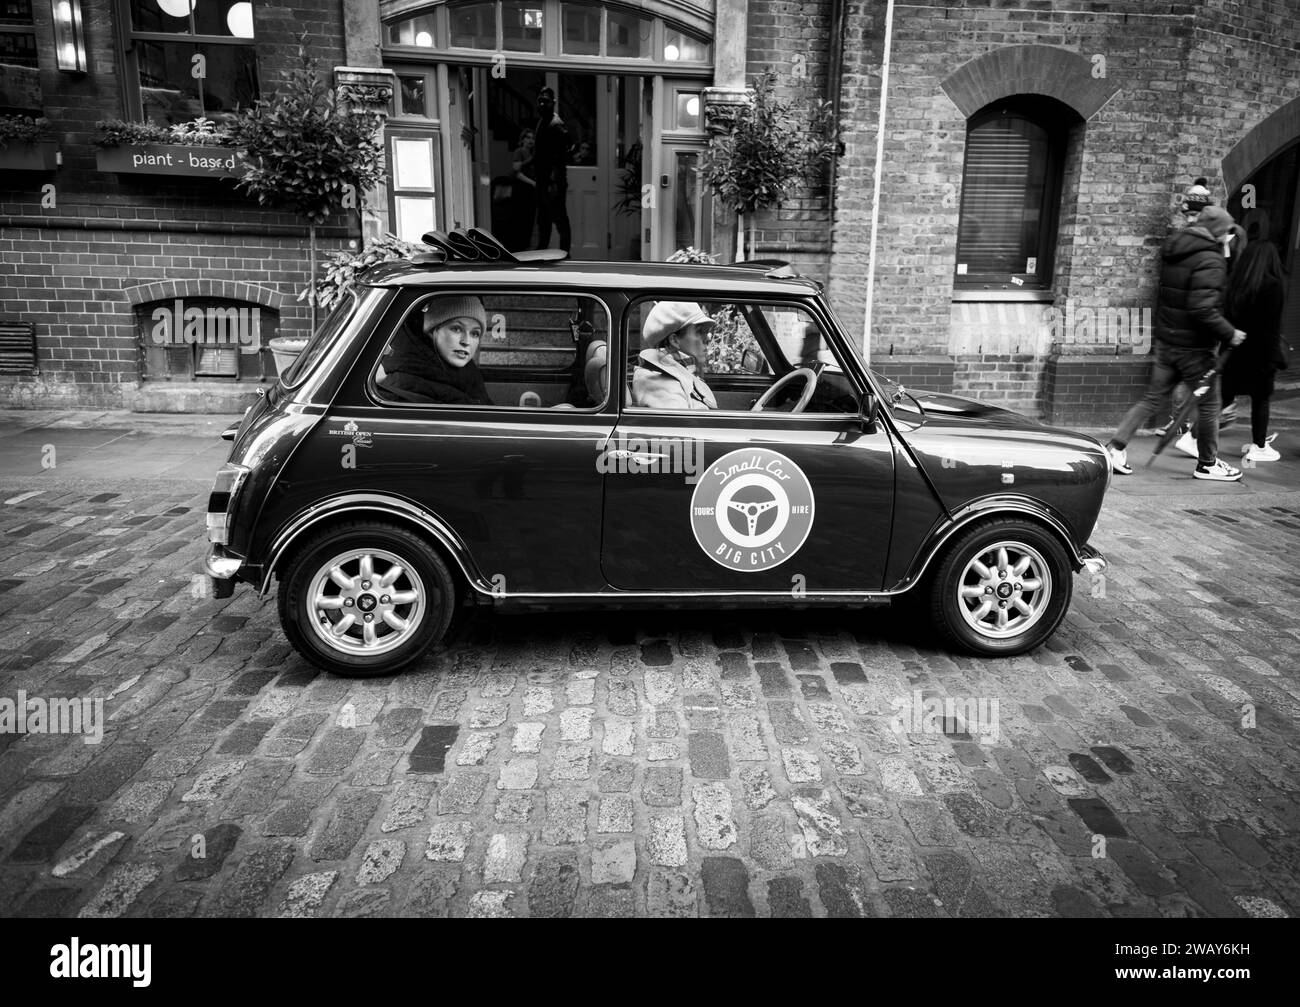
<box><xmin>0</xmin><ymin>404</ymin><xmax>1298</xmax><ymax>918</ymax></box>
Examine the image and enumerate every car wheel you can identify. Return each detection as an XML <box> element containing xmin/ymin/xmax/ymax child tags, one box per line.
<box><xmin>929</xmin><ymin>518</ymin><xmax>1072</xmax><ymax>656</ymax></box>
<box><xmin>278</xmin><ymin>521</ymin><xmax>456</xmax><ymax>677</ymax></box>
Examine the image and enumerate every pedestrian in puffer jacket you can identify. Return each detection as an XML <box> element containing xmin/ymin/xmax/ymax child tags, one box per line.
<box><xmin>1104</xmin><ymin>206</ymin><xmax>1248</xmax><ymax>481</ymax></box>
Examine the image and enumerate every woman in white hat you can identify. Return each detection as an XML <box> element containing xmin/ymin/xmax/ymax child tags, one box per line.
<box><xmin>379</xmin><ymin>295</ymin><xmax>492</xmax><ymax>405</ymax></box>
<box><xmin>632</xmin><ymin>301</ymin><xmax>718</xmax><ymax>410</ymax></box>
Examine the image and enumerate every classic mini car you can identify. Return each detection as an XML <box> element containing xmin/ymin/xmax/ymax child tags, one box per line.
<box><xmin>205</xmin><ymin>230</ymin><xmax>1109</xmax><ymax>676</ymax></box>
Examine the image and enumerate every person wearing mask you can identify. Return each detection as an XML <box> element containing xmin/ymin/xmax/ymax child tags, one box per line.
<box><xmin>532</xmin><ymin>87</ymin><xmax>571</xmax><ymax>254</ymax></box>
<box><xmin>1222</xmin><ymin>240</ymin><xmax>1288</xmax><ymax>463</ymax></box>
<box><xmin>1105</xmin><ymin>206</ymin><xmax>1247</xmax><ymax>481</ymax></box>
<box><xmin>378</xmin><ymin>296</ymin><xmax>492</xmax><ymax>406</ymax></box>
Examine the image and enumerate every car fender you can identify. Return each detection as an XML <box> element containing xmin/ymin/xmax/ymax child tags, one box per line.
<box><xmin>258</xmin><ymin>492</ymin><xmax>495</xmax><ymax>597</ymax></box>
<box><xmin>890</xmin><ymin>494</ymin><xmax>1089</xmax><ymax>593</ymax></box>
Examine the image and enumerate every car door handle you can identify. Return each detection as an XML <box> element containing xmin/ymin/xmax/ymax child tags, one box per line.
<box><xmin>608</xmin><ymin>449</ymin><xmax>667</xmax><ymax>463</ymax></box>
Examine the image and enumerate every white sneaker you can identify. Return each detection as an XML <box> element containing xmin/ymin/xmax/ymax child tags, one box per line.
<box><xmin>1107</xmin><ymin>445</ymin><xmax>1132</xmax><ymax>475</ymax></box>
<box><xmin>1174</xmin><ymin>430</ymin><xmax>1199</xmax><ymax>458</ymax></box>
<box><xmin>1242</xmin><ymin>435</ymin><xmax>1280</xmax><ymax>462</ymax></box>
<box><xmin>1194</xmin><ymin>458</ymin><xmax>1243</xmax><ymax>481</ymax></box>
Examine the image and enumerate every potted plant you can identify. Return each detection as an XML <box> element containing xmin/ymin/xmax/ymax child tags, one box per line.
<box><xmin>93</xmin><ymin>117</ymin><xmax>244</xmax><ymax>178</ymax></box>
<box><xmin>0</xmin><ymin>115</ymin><xmax>59</xmax><ymax>171</ymax></box>
<box><xmin>703</xmin><ymin>71</ymin><xmax>837</xmax><ymax>261</ymax></box>
<box><xmin>229</xmin><ymin>37</ymin><xmax>386</xmax><ymax>337</ymax></box>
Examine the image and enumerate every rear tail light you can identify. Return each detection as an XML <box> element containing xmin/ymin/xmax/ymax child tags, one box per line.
<box><xmin>207</xmin><ymin>463</ymin><xmax>249</xmax><ymax>544</ymax></box>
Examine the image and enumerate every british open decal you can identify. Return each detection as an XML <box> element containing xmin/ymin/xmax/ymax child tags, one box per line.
<box><xmin>690</xmin><ymin>448</ymin><xmax>815</xmax><ymax>571</ymax></box>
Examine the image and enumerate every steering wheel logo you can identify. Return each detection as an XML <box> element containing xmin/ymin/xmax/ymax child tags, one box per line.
<box><xmin>691</xmin><ymin>448</ymin><xmax>814</xmax><ymax>571</ymax></box>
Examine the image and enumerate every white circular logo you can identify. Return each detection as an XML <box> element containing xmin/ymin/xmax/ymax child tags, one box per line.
<box><xmin>691</xmin><ymin>448</ymin><xmax>815</xmax><ymax>571</ymax></box>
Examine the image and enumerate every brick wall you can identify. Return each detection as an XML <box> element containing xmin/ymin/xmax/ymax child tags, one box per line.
<box><xmin>736</xmin><ymin>0</ymin><xmax>836</xmax><ymax>283</ymax></box>
<box><xmin>827</xmin><ymin>0</ymin><xmax>1300</xmax><ymax>417</ymax></box>
<box><xmin>0</xmin><ymin>0</ymin><xmax>353</xmax><ymax>408</ymax></box>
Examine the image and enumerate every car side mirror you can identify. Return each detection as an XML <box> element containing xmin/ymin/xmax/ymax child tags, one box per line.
<box><xmin>741</xmin><ymin>348</ymin><xmax>766</xmax><ymax>374</ymax></box>
<box><xmin>860</xmin><ymin>391</ymin><xmax>878</xmax><ymax>432</ymax></box>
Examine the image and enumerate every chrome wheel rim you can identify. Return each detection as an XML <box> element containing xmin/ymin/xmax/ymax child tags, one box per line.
<box><xmin>306</xmin><ymin>548</ymin><xmax>426</xmax><ymax>656</ymax></box>
<box><xmin>957</xmin><ymin>540</ymin><xmax>1052</xmax><ymax>640</ymax></box>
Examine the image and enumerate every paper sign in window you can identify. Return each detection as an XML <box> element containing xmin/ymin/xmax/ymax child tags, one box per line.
<box><xmin>393</xmin><ymin>138</ymin><xmax>434</xmax><ymax>190</ymax></box>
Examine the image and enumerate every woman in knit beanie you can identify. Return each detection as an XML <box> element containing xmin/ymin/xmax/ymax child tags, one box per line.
<box><xmin>378</xmin><ymin>295</ymin><xmax>492</xmax><ymax>405</ymax></box>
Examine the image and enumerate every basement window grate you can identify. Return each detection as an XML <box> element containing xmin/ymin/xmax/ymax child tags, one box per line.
<box><xmin>0</xmin><ymin>321</ymin><xmax>38</xmax><ymax>374</ymax></box>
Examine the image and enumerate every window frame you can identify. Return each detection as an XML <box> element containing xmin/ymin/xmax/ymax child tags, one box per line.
<box><xmin>954</xmin><ymin>97</ymin><xmax>1069</xmax><ymax>292</ymax></box>
<box><xmin>383</xmin><ymin>1</ymin><xmax>710</xmax><ymax>73</ymax></box>
<box><xmin>367</xmin><ymin>287</ymin><xmax>614</xmax><ymax>412</ymax></box>
<box><xmin>621</xmin><ymin>294</ymin><xmax>864</xmax><ymax>420</ymax></box>
<box><xmin>114</xmin><ymin>0</ymin><xmax>260</xmax><ymax>124</ymax></box>
<box><xmin>0</xmin><ymin>0</ymin><xmax>38</xmax><ymax>73</ymax></box>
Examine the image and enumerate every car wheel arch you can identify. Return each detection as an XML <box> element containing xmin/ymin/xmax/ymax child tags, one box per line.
<box><xmin>258</xmin><ymin>495</ymin><xmax>492</xmax><ymax>598</ymax></box>
<box><xmin>894</xmin><ymin>498</ymin><xmax>1085</xmax><ymax>595</ymax></box>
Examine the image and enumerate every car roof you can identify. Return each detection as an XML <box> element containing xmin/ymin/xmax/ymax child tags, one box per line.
<box><xmin>363</xmin><ymin>259</ymin><xmax>823</xmax><ymax>298</ymax></box>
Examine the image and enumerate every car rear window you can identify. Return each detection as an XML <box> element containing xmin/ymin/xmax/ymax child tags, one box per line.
<box><xmin>280</xmin><ymin>290</ymin><xmax>358</xmax><ymax>387</ymax></box>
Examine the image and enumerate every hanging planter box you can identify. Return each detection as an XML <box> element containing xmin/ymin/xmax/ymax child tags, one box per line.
<box><xmin>96</xmin><ymin>143</ymin><xmax>247</xmax><ymax>179</ymax></box>
<box><xmin>0</xmin><ymin>140</ymin><xmax>59</xmax><ymax>171</ymax></box>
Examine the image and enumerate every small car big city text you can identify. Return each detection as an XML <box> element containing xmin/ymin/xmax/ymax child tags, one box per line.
<box><xmin>205</xmin><ymin>229</ymin><xmax>1109</xmax><ymax>677</ymax></box>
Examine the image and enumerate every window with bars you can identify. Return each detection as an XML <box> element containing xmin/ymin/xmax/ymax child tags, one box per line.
<box><xmin>137</xmin><ymin>298</ymin><xmax>276</xmax><ymax>381</ymax></box>
<box><xmin>118</xmin><ymin>0</ymin><xmax>259</xmax><ymax>126</ymax></box>
<box><xmin>955</xmin><ymin>98</ymin><xmax>1068</xmax><ymax>290</ymax></box>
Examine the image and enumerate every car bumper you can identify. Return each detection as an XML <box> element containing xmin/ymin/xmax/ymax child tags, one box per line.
<box><xmin>1079</xmin><ymin>542</ymin><xmax>1107</xmax><ymax>575</ymax></box>
<box><xmin>205</xmin><ymin>546</ymin><xmax>243</xmax><ymax>598</ymax></box>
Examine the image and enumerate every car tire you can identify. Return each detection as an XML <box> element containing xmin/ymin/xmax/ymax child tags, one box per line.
<box><xmin>278</xmin><ymin>521</ymin><xmax>456</xmax><ymax>677</ymax></box>
<box><xmin>928</xmin><ymin>518</ymin><xmax>1072</xmax><ymax>657</ymax></box>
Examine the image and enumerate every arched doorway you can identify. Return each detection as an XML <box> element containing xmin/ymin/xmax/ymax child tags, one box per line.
<box><xmin>380</xmin><ymin>0</ymin><xmax>714</xmax><ymax>261</ymax></box>
<box><xmin>1227</xmin><ymin>140</ymin><xmax>1300</xmax><ymax>348</ymax></box>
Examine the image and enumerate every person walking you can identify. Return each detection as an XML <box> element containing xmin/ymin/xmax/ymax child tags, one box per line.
<box><xmin>1222</xmin><ymin>240</ymin><xmax>1288</xmax><ymax>463</ymax></box>
<box><xmin>532</xmin><ymin>87</ymin><xmax>571</xmax><ymax>254</ymax></box>
<box><xmin>1105</xmin><ymin>205</ymin><xmax>1247</xmax><ymax>481</ymax></box>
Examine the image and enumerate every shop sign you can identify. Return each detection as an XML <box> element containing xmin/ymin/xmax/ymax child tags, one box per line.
<box><xmin>96</xmin><ymin>143</ymin><xmax>247</xmax><ymax>179</ymax></box>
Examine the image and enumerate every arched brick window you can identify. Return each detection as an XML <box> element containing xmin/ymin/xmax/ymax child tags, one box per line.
<box><xmin>955</xmin><ymin>96</ymin><xmax>1077</xmax><ymax>290</ymax></box>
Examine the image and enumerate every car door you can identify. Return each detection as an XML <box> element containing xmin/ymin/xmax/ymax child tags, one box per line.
<box><xmin>338</xmin><ymin>286</ymin><xmax>615</xmax><ymax>594</ymax></box>
<box><xmin>600</xmin><ymin>297</ymin><xmax>896</xmax><ymax>594</ymax></box>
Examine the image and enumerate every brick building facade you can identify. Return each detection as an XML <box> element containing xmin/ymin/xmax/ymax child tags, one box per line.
<box><xmin>3</xmin><ymin>1</ymin><xmax>1299</xmax><ymax>420</ymax></box>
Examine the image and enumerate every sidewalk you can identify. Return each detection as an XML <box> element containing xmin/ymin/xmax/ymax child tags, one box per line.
<box><xmin>2</xmin><ymin>393</ymin><xmax>1299</xmax><ymax>497</ymax></box>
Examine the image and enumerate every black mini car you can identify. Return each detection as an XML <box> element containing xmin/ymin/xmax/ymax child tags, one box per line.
<box><xmin>206</xmin><ymin>235</ymin><xmax>1109</xmax><ymax>676</ymax></box>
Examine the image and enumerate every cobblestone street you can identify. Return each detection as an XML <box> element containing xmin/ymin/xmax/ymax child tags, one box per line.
<box><xmin>1</xmin><ymin>404</ymin><xmax>1299</xmax><ymax>918</ymax></box>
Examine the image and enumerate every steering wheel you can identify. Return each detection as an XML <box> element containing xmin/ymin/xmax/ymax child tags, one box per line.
<box><xmin>752</xmin><ymin>367</ymin><xmax>818</xmax><ymax>413</ymax></box>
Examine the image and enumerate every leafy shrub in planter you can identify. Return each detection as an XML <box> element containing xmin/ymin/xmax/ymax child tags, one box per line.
<box><xmin>308</xmin><ymin>233</ymin><xmax>429</xmax><ymax>312</ymax></box>
<box><xmin>94</xmin><ymin>117</ymin><xmax>236</xmax><ymax>148</ymax></box>
<box><xmin>0</xmin><ymin>115</ymin><xmax>52</xmax><ymax>148</ymax></box>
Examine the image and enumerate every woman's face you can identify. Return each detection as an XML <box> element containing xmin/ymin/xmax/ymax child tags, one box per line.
<box><xmin>428</xmin><ymin>316</ymin><xmax>482</xmax><ymax>368</ymax></box>
<box><xmin>520</xmin><ymin>131</ymin><xmax>534</xmax><ymax>150</ymax></box>
<box><xmin>669</xmin><ymin>323</ymin><xmax>710</xmax><ymax>363</ymax></box>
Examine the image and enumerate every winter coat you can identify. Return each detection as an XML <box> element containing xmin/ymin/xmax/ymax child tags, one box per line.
<box><xmin>533</xmin><ymin>115</ymin><xmax>570</xmax><ymax>190</ymax></box>
<box><xmin>1226</xmin><ymin>277</ymin><xmax>1287</xmax><ymax>374</ymax></box>
<box><xmin>632</xmin><ymin>349</ymin><xmax>717</xmax><ymax>410</ymax></box>
<box><xmin>378</xmin><ymin>321</ymin><xmax>491</xmax><ymax>406</ymax></box>
<box><xmin>1154</xmin><ymin>226</ymin><xmax>1237</xmax><ymax>350</ymax></box>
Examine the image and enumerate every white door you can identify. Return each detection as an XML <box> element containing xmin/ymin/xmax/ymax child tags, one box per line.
<box><xmin>560</xmin><ymin>72</ymin><xmax>613</xmax><ymax>260</ymax></box>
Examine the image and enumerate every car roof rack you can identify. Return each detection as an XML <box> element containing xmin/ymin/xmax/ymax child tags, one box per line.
<box><xmin>414</xmin><ymin>228</ymin><xmax>569</xmax><ymax>266</ymax></box>
<box><xmin>727</xmin><ymin>259</ymin><xmax>799</xmax><ymax>280</ymax></box>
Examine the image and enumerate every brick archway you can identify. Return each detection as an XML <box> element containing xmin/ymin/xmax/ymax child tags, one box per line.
<box><xmin>122</xmin><ymin>279</ymin><xmax>287</xmax><ymax>311</ymax></box>
<box><xmin>941</xmin><ymin>45</ymin><xmax>1119</xmax><ymax>120</ymax></box>
<box><xmin>1222</xmin><ymin>97</ymin><xmax>1300</xmax><ymax>193</ymax></box>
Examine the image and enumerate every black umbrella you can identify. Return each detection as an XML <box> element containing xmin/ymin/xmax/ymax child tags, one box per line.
<box><xmin>1146</xmin><ymin>347</ymin><xmax>1235</xmax><ymax>466</ymax></box>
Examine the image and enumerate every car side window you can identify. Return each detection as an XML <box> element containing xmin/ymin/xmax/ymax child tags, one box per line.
<box><xmin>626</xmin><ymin>298</ymin><xmax>858</xmax><ymax>415</ymax></box>
<box><xmin>373</xmin><ymin>292</ymin><xmax>611</xmax><ymax>409</ymax></box>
